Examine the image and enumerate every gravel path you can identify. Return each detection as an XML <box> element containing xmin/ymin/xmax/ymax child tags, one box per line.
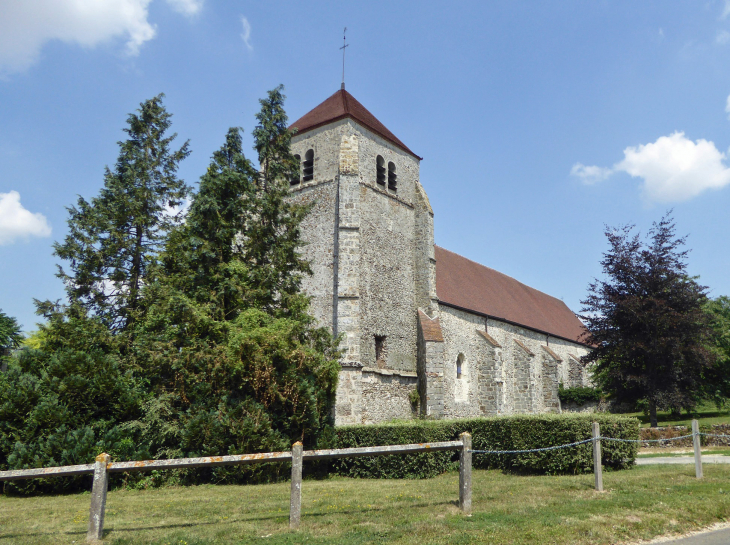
<box><xmin>635</xmin><ymin>455</ymin><xmax>730</xmax><ymax>465</ymax></box>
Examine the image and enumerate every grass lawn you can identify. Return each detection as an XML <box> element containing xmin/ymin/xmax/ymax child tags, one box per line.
<box><xmin>2</xmin><ymin>465</ymin><xmax>730</xmax><ymax>544</ymax></box>
<box><xmin>622</xmin><ymin>401</ymin><xmax>730</xmax><ymax>428</ymax></box>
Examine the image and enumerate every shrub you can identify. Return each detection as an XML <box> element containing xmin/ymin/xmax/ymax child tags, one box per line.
<box><xmin>558</xmin><ymin>384</ymin><xmax>603</xmax><ymax>405</ymax></box>
<box><xmin>328</xmin><ymin>414</ymin><xmax>638</xmax><ymax>478</ymax></box>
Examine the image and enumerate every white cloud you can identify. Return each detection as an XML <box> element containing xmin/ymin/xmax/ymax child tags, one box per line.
<box><xmin>241</xmin><ymin>16</ymin><xmax>253</xmax><ymax>51</ymax></box>
<box><xmin>573</xmin><ymin>131</ymin><xmax>730</xmax><ymax>203</ymax></box>
<box><xmin>723</xmin><ymin>0</ymin><xmax>730</xmax><ymax>19</ymax></box>
<box><xmin>165</xmin><ymin>0</ymin><xmax>203</xmax><ymax>17</ymax></box>
<box><xmin>717</xmin><ymin>30</ymin><xmax>730</xmax><ymax>45</ymax></box>
<box><xmin>725</xmin><ymin>93</ymin><xmax>730</xmax><ymax>119</ymax></box>
<box><xmin>615</xmin><ymin>131</ymin><xmax>730</xmax><ymax>203</ymax></box>
<box><xmin>0</xmin><ymin>191</ymin><xmax>51</xmax><ymax>245</ymax></box>
<box><xmin>0</xmin><ymin>0</ymin><xmax>156</xmax><ymax>75</ymax></box>
<box><xmin>570</xmin><ymin>163</ymin><xmax>613</xmax><ymax>185</ymax></box>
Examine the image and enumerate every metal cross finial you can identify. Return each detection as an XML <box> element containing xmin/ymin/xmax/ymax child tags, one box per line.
<box><xmin>340</xmin><ymin>27</ymin><xmax>348</xmax><ymax>90</ymax></box>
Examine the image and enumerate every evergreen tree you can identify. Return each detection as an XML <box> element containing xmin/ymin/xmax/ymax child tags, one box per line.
<box><xmin>162</xmin><ymin>126</ymin><xmax>258</xmax><ymax>322</ymax></box>
<box><xmin>0</xmin><ymin>310</ymin><xmax>23</xmax><ymax>372</ymax></box>
<box><xmin>581</xmin><ymin>214</ymin><xmax>715</xmax><ymax>427</ymax></box>
<box><xmin>132</xmin><ymin>88</ymin><xmax>339</xmax><ymax>467</ymax></box>
<box><xmin>246</xmin><ymin>86</ymin><xmax>311</xmax><ymax>314</ymax></box>
<box><xmin>53</xmin><ymin>94</ymin><xmax>190</xmax><ymax>332</ymax></box>
<box><xmin>0</xmin><ymin>310</ymin><xmax>22</xmax><ymax>354</ymax></box>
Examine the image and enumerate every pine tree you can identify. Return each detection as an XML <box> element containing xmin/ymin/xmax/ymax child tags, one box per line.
<box><xmin>581</xmin><ymin>214</ymin><xmax>715</xmax><ymax>427</ymax></box>
<box><xmin>53</xmin><ymin>94</ymin><xmax>190</xmax><ymax>332</ymax></box>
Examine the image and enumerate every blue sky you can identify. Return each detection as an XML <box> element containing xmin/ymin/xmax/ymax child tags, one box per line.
<box><xmin>2</xmin><ymin>1</ymin><xmax>730</xmax><ymax>332</ymax></box>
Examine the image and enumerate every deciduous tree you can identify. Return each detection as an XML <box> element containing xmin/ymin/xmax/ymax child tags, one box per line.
<box><xmin>581</xmin><ymin>214</ymin><xmax>715</xmax><ymax>427</ymax></box>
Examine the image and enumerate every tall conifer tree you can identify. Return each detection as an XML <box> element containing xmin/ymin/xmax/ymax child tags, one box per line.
<box><xmin>53</xmin><ymin>94</ymin><xmax>190</xmax><ymax>332</ymax></box>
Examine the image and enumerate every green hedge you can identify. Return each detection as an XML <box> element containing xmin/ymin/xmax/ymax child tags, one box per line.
<box><xmin>558</xmin><ymin>385</ymin><xmax>604</xmax><ymax>405</ymax></box>
<box><xmin>327</xmin><ymin>414</ymin><xmax>638</xmax><ymax>478</ymax></box>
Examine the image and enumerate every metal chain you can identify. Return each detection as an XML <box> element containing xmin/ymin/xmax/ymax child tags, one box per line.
<box><xmin>470</xmin><ymin>438</ymin><xmax>594</xmax><ymax>455</ymax></box>
<box><xmin>469</xmin><ymin>433</ymin><xmax>702</xmax><ymax>455</ymax></box>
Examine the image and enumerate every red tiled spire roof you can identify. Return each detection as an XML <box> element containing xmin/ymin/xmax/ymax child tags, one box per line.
<box><xmin>435</xmin><ymin>246</ymin><xmax>587</xmax><ymax>345</ymax></box>
<box><xmin>289</xmin><ymin>89</ymin><xmax>421</xmax><ymax>159</ymax></box>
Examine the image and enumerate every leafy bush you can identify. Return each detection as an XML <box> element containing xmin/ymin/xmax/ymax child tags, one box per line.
<box><xmin>328</xmin><ymin>414</ymin><xmax>638</xmax><ymax>478</ymax></box>
<box><xmin>558</xmin><ymin>384</ymin><xmax>604</xmax><ymax>405</ymax></box>
<box><xmin>0</xmin><ymin>342</ymin><xmax>148</xmax><ymax>493</ymax></box>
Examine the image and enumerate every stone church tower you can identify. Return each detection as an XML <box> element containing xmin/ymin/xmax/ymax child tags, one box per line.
<box><xmin>288</xmin><ymin>88</ymin><xmax>590</xmax><ymax>425</ymax></box>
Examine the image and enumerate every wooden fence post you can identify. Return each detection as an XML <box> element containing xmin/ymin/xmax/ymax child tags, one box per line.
<box><xmin>692</xmin><ymin>419</ymin><xmax>703</xmax><ymax>479</ymax></box>
<box><xmin>459</xmin><ymin>432</ymin><xmax>472</xmax><ymax>514</ymax></box>
<box><xmin>87</xmin><ymin>453</ymin><xmax>110</xmax><ymax>543</ymax></box>
<box><xmin>289</xmin><ymin>442</ymin><xmax>303</xmax><ymax>530</ymax></box>
<box><xmin>592</xmin><ymin>422</ymin><xmax>603</xmax><ymax>492</ymax></box>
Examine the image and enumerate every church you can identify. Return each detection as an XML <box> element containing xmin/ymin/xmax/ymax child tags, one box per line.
<box><xmin>287</xmin><ymin>86</ymin><xmax>590</xmax><ymax>425</ymax></box>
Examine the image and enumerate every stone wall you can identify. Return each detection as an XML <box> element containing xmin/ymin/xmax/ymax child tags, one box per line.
<box><xmin>361</xmin><ymin>367</ymin><xmax>418</xmax><ymax>424</ymax></box>
<box><xmin>435</xmin><ymin>304</ymin><xmax>590</xmax><ymax>417</ymax></box>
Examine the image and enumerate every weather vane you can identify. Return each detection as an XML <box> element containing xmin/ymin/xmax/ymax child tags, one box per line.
<box><xmin>340</xmin><ymin>27</ymin><xmax>348</xmax><ymax>90</ymax></box>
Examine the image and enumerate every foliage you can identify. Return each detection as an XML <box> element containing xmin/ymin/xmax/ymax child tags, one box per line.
<box><xmin>558</xmin><ymin>384</ymin><xmax>603</xmax><ymax>405</ymax></box>
<box><xmin>581</xmin><ymin>214</ymin><xmax>715</xmax><ymax>427</ymax></box>
<box><xmin>328</xmin><ymin>414</ymin><xmax>638</xmax><ymax>478</ymax></box>
<box><xmin>0</xmin><ymin>313</ymin><xmax>148</xmax><ymax>493</ymax></box>
<box><xmin>51</xmin><ymin>94</ymin><xmax>190</xmax><ymax>333</ymax></box>
<box><xmin>0</xmin><ymin>310</ymin><xmax>23</xmax><ymax>371</ymax></box>
<box><xmin>129</xmin><ymin>87</ymin><xmax>340</xmax><ymax>477</ymax></box>
<box><xmin>0</xmin><ymin>310</ymin><xmax>23</xmax><ymax>353</ymax></box>
<box><xmin>703</xmin><ymin>296</ymin><xmax>730</xmax><ymax>405</ymax></box>
<box><xmin>0</xmin><ymin>87</ymin><xmax>340</xmax><ymax>494</ymax></box>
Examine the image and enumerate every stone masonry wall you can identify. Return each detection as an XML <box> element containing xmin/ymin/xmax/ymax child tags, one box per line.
<box><xmin>360</xmin><ymin>367</ymin><xmax>418</xmax><ymax>424</ymax></box>
<box><xmin>436</xmin><ymin>304</ymin><xmax>590</xmax><ymax>417</ymax></box>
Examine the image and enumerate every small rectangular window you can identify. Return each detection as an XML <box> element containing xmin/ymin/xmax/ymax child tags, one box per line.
<box><xmin>375</xmin><ymin>335</ymin><xmax>386</xmax><ymax>367</ymax></box>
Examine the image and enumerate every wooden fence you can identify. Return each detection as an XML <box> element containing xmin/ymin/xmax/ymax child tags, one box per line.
<box><xmin>0</xmin><ymin>433</ymin><xmax>472</xmax><ymax>544</ymax></box>
<box><xmin>0</xmin><ymin>421</ymin><xmax>710</xmax><ymax>544</ymax></box>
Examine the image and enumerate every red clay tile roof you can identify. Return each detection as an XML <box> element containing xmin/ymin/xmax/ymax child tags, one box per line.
<box><xmin>435</xmin><ymin>246</ymin><xmax>587</xmax><ymax>345</ymax></box>
<box><xmin>289</xmin><ymin>89</ymin><xmax>421</xmax><ymax>159</ymax></box>
<box><xmin>541</xmin><ymin>345</ymin><xmax>563</xmax><ymax>361</ymax></box>
<box><xmin>418</xmin><ymin>310</ymin><xmax>444</xmax><ymax>342</ymax></box>
<box><xmin>477</xmin><ymin>329</ymin><xmax>501</xmax><ymax>348</ymax></box>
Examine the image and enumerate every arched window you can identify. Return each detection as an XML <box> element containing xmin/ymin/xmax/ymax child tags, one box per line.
<box><xmin>387</xmin><ymin>161</ymin><xmax>397</xmax><ymax>191</ymax></box>
<box><xmin>376</xmin><ymin>155</ymin><xmax>386</xmax><ymax>186</ymax></box>
<box><xmin>456</xmin><ymin>353</ymin><xmax>464</xmax><ymax>379</ymax></box>
<box><xmin>290</xmin><ymin>154</ymin><xmax>301</xmax><ymax>186</ymax></box>
<box><xmin>302</xmin><ymin>149</ymin><xmax>314</xmax><ymax>182</ymax></box>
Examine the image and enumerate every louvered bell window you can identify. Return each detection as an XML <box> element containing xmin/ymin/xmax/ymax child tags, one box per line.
<box><xmin>387</xmin><ymin>161</ymin><xmax>397</xmax><ymax>191</ymax></box>
<box><xmin>376</xmin><ymin>155</ymin><xmax>386</xmax><ymax>186</ymax></box>
<box><xmin>302</xmin><ymin>149</ymin><xmax>314</xmax><ymax>182</ymax></box>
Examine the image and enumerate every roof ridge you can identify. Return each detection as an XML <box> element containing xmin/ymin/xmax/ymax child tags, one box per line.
<box><xmin>341</xmin><ymin>89</ymin><xmax>350</xmax><ymax>114</ymax></box>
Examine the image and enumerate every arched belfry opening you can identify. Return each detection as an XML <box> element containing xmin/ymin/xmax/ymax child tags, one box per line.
<box><xmin>387</xmin><ymin>161</ymin><xmax>397</xmax><ymax>191</ymax></box>
<box><xmin>302</xmin><ymin>149</ymin><xmax>314</xmax><ymax>182</ymax></box>
<box><xmin>376</xmin><ymin>155</ymin><xmax>386</xmax><ymax>186</ymax></box>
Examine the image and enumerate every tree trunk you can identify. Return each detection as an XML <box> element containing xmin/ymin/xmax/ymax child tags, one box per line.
<box><xmin>649</xmin><ymin>398</ymin><xmax>658</xmax><ymax>428</ymax></box>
